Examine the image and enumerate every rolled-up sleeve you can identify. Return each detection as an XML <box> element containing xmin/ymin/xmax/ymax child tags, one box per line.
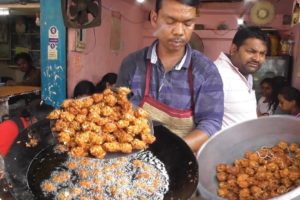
<box><xmin>193</xmin><ymin>56</ymin><xmax>224</xmax><ymax>136</ymax></box>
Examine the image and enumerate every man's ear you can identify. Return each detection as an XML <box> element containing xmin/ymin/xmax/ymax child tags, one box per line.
<box><xmin>229</xmin><ymin>44</ymin><xmax>238</xmax><ymax>56</ymax></box>
<box><xmin>150</xmin><ymin>10</ymin><xmax>158</xmax><ymax>27</ymax></box>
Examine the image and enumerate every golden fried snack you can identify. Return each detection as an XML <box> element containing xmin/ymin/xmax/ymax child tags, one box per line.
<box><xmin>48</xmin><ymin>109</ymin><xmax>61</xmax><ymax>120</ymax></box>
<box><xmin>216</xmin><ymin>141</ymin><xmax>300</xmax><ymax>200</ymax></box>
<box><xmin>41</xmin><ymin>181</ymin><xmax>57</xmax><ymax>192</ymax></box>
<box><xmin>48</xmin><ymin>87</ymin><xmax>155</xmax><ymax>159</ymax></box>
<box><xmin>90</xmin><ymin>145</ymin><xmax>106</xmax><ymax>159</ymax></box>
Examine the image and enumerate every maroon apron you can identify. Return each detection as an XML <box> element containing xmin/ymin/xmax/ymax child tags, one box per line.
<box><xmin>140</xmin><ymin>62</ymin><xmax>194</xmax><ymax>137</ymax></box>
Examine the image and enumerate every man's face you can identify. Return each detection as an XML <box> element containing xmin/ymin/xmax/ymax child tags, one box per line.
<box><xmin>230</xmin><ymin>38</ymin><xmax>267</xmax><ymax>76</ymax></box>
<box><xmin>16</xmin><ymin>58</ymin><xmax>30</xmax><ymax>72</ymax></box>
<box><xmin>150</xmin><ymin>0</ymin><xmax>197</xmax><ymax>53</ymax></box>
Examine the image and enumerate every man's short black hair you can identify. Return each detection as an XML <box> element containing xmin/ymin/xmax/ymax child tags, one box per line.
<box><xmin>14</xmin><ymin>52</ymin><xmax>33</xmax><ymax>64</ymax></box>
<box><xmin>155</xmin><ymin>0</ymin><xmax>200</xmax><ymax>12</ymax></box>
<box><xmin>232</xmin><ymin>26</ymin><xmax>268</xmax><ymax>49</ymax></box>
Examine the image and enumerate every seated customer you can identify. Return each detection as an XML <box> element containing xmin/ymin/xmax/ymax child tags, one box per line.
<box><xmin>278</xmin><ymin>86</ymin><xmax>300</xmax><ymax>117</ymax></box>
<box><xmin>0</xmin><ymin>101</ymin><xmax>53</xmax><ymax>157</ymax></box>
<box><xmin>6</xmin><ymin>52</ymin><xmax>41</xmax><ymax>86</ymax></box>
<box><xmin>95</xmin><ymin>73</ymin><xmax>117</xmax><ymax>93</ymax></box>
<box><xmin>73</xmin><ymin>80</ymin><xmax>96</xmax><ymax>98</ymax></box>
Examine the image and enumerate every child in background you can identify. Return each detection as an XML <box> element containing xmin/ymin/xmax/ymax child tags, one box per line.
<box><xmin>73</xmin><ymin>80</ymin><xmax>96</xmax><ymax>98</ymax></box>
<box><xmin>257</xmin><ymin>78</ymin><xmax>274</xmax><ymax>116</ymax></box>
<box><xmin>95</xmin><ymin>73</ymin><xmax>117</xmax><ymax>93</ymax></box>
<box><xmin>269</xmin><ymin>76</ymin><xmax>290</xmax><ymax>114</ymax></box>
<box><xmin>278</xmin><ymin>86</ymin><xmax>300</xmax><ymax>117</ymax></box>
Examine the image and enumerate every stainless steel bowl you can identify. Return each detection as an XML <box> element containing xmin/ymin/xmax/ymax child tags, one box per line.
<box><xmin>197</xmin><ymin>116</ymin><xmax>300</xmax><ymax>200</ymax></box>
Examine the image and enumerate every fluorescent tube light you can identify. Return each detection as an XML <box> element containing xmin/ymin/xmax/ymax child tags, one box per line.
<box><xmin>0</xmin><ymin>8</ymin><xmax>9</xmax><ymax>16</ymax></box>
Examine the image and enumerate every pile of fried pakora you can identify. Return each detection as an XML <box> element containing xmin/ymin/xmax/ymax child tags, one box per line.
<box><xmin>48</xmin><ymin>87</ymin><xmax>155</xmax><ymax>158</ymax></box>
<box><xmin>216</xmin><ymin>141</ymin><xmax>300</xmax><ymax>200</ymax></box>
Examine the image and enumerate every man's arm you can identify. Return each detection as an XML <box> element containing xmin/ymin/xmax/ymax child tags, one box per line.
<box><xmin>188</xmin><ymin>57</ymin><xmax>224</xmax><ymax>152</ymax></box>
<box><xmin>116</xmin><ymin>55</ymin><xmax>137</xmax><ymax>88</ymax></box>
<box><xmin>183</xmin><ymin>129</ymin><xmax>209</xmax><ymax>152</ymax></box>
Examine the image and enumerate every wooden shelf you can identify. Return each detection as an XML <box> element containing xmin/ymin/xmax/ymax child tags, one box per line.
<box><xmin>12</xmin><ymin>32</ymin><xmax>39</xmax><ymax>35</ymax></box>
<box><xmin>11</xmin><ymin>49</ymin><xmax>40</xmax><ymax>52</ymax></box>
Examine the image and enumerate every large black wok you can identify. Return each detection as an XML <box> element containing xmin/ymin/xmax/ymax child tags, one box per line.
<box><xmin>3</xmin><ymin>120</ymin><xmax>198</xmax><ymax>200</ymax></box>
<box><xmin>3</xmin><ymin>119</ymin><xmax>56</xmax><ymax>200</ymax></box>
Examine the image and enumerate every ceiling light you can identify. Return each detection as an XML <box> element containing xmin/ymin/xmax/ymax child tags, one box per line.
<box><xmin>0</xmin><ymin>8</ymin><xmax>9</xmax><ymax>16</ymax></box>
<box><xmin>237</xmin><ymin>18</ymin><xmax>244</xmax><ymax>26</ymax></box>
<box><xmin>136</xmin><ymin>0</ymin><xmax>145</xmax><ymax>3</ymax></box>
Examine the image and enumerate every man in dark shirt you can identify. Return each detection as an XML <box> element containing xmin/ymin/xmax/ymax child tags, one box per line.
<box><xmin>117</xmin><ymin>0</ymin><xmax>224</xmax><ymax>152</ymax></box>
<box><xmin>6</xmin><ymin>52</ymin><xmax>40</xmax><ymax>86</ymax></box>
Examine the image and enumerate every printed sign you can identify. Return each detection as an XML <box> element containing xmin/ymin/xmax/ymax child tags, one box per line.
<box><xmin>48</xmin><ymin>26</ymin><xmax>59</xmax><ymax>60</ymax></box>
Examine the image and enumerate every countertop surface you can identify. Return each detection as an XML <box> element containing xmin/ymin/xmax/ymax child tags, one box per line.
<box><xmin>0</xmin><ymin>86</ymin><xmax>40</xmax><ymax>99</ymax></box>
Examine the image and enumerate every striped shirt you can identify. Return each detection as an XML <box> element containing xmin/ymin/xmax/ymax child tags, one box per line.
<box><xmin>214</xmin><ymin>52</ymin><xmax>257</xmax><ymax>129</ymax></box>
<box><xmin>117</xmin><ymin>40</ymin><xmax>224</xmax><ymax>136</ymax></box>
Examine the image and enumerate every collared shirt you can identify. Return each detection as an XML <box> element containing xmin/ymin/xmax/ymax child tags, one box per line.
<box><xmin>214</xmin><ymin>52</ymin><xmax>257</xmax><ymax>129</ymax></box>
<box><xmin>117</xmin><ymin>40</ymin><xmax>224</xmax><ymax>136</ymax></box>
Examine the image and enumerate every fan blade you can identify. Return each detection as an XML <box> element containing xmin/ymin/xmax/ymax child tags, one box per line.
<box><xmin>69</xmin><ymin>5</ymin><xmax>78</xmax><ymax>17</ymax></box>
<box><xmin>78</xmin><ymin>10</ymin><xmax>89</xmax><ymax>25</ymax></box>
<box><xmin>87</xmin><ymin>2</ymin><xmax>99</xmax><ymax>18</ymax></box>
<box><xmin>77</xmin><ymin>0</ymin><xmax>88</xmax><ymax>11</ymax></box>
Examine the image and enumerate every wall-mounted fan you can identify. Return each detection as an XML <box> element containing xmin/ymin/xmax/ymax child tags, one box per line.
<box><xmin>61</xmin><ymin>0</ymin><xmax>101</xmax><ymax>29</ymax></box>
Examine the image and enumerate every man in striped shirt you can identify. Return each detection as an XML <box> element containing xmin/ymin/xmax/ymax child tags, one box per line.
<box><xmin>117</xmin><ymin>0</ymin><xmax>224</xmax><ymax>152</ymax></box>
<box><xmin>214</xmin><ymin>26</ymin><xmax>268</xmax><ymax>128</ymax></box>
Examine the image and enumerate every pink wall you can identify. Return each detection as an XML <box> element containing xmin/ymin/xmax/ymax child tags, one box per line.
<box><xmin>141</xmin><ymin>1</ymin><xmax>294</xmax><ymax>60</ymax></box>
<box><xmin>67</xmin><ymin>0</ymin><xmax>145</xmax><ymax>97</ymax></box>
<box><xmin>67</xmin><ymin>0</ymin><xmax>300</xmax><ymax>96</ymax></box>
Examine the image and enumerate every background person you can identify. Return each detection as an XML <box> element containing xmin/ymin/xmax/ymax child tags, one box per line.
<box><xmin>73</xmin><ymin>80</ymin><xmax>96</xmax><ymax>98</ymax></box>
<box><xmin>6</xmin><ymin>52</ymin><xmax>41</xmax><ymax>86</ymax></box>
<box><xmin>269</xmin><ymin>76</ymin><xmax>290</xmax><ymax>114</ymax></box>
<box><xmin>214</xmin><ymin>26</ymin><xmax>268</xmax><ymax>128</ymax></box>
<box><xmin>278</xmin><ymin>86</ymin><xmax>300</xmax><ymax>117</ymax></box>
<box><xmin>95</xmin><ymin>73</ymin><xmax>118</xmax><ymax>93</ymax></box>
<box><xmin>117</xmin><ymin>0</ymin><xmax>224</xmax><ymax>152</ymax></box>
<box><xmin>257</xmin><ymin>78</ymin><xmax>273</xmax><ymax>116</ymax></box>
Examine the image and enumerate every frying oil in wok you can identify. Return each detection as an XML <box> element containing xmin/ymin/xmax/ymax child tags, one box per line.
<box><xmin>40</xmin><ymin>151</ymin><xmax>169</xmax><ymax>199</ymax></box>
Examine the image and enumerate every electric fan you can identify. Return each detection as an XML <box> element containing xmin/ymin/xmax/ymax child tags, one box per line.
<box><xmin>61</xmin><ymin>0</ymin><xmax>101</xmax><ymax>29</ymax></box>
